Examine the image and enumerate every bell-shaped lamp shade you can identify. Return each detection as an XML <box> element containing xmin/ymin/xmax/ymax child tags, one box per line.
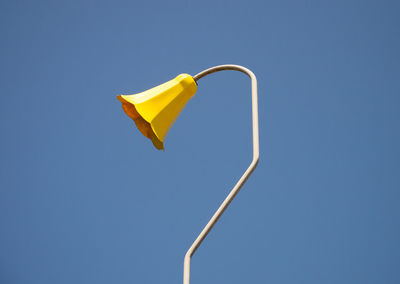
<box><xmin>117</xmin><ymin>74</ymin><xmax>197</xmax><ymax>150</ymax></box>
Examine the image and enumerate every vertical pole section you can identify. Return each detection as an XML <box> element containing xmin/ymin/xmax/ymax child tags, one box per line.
<box><xmin>184</xmin><ymin>65</ymin><xmax>260</xmax><ymax>284</ymax></box>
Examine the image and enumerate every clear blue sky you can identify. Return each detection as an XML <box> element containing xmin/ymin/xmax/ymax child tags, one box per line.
<box><xmin>1</xmin><ymin>1</ymin><xmax>399</xmax><ymax>283</ymax></box>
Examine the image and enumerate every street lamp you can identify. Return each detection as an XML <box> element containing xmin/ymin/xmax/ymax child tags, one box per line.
<box><xmin>117</xmin><ymin>64</ymin><xmax>259</xmax><ymax>284</ymax></box>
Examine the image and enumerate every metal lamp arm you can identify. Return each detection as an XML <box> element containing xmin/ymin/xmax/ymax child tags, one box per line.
<box><xmin>183</xmin><ymin>65</ymin><xmax>260</xmax><ymax>284</ymax></box>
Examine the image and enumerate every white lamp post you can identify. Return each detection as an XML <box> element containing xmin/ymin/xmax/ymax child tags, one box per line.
<box><xmin>183</xmin><ymin>65</ymin><xmax>259</xmax><ymax>284</ymax></box>
<box><xmin>117</xmin><ymin>64</ymin><xmax>259</xmax><ymax>284</ymax></box>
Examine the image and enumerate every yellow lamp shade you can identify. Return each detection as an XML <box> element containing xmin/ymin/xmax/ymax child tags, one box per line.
<box><xmin>117</xmin><ymin>74</ymin><xmax>197</xmax><ymax>150</ymax></box>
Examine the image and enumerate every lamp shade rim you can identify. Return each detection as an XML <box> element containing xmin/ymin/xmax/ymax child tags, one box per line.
<box><xmin>117</xmin><ymin>95</ymin><xmax>164</xmax><ymax>150</ymax></box>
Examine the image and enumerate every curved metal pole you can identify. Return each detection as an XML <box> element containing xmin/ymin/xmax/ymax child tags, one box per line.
<box><xmin>184</xmin><ymin>64</ymin><xmax>260</xmax><ymax>284</ymax></box>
